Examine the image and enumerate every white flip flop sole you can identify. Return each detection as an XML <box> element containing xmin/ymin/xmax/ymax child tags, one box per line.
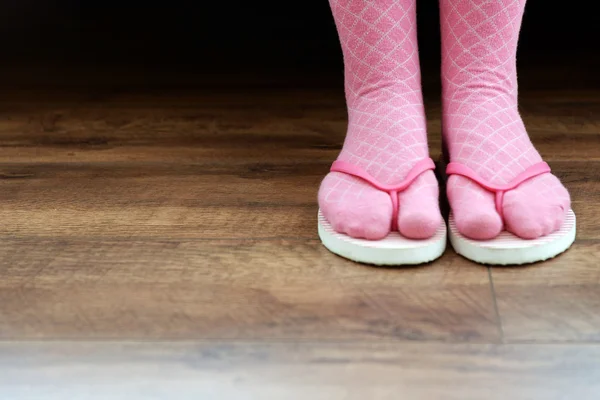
<box><xmin>449</xmin><ymin>208</ymin><xmax>576</xmax><ymax>265</ymax></box>
<box><xmin>318</xmin><ymin>209</ymin><xmax>447</xmax><ymax>266</ymax></box>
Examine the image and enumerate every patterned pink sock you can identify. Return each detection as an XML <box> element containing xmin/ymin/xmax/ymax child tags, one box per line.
<box><xmin>319</xmin><ymin>0</ymin><xmax>442</xmax><ymax>240</ymax></box>
<box><xmin>440</xmin><ymin>0</ymin><xmax>570</xmax><ymax>240</ymax></box>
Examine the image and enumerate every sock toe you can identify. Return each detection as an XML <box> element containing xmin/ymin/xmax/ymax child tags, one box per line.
<box><xmin>344</xmin><ymin>221</ymin><xmax>364</xmax><ymax>238</ymax></box>
<box><xmin>329</xmin><ymin>207</ymin><xmax>390</xmax><ymax>240</ymax></box>
<box><xmin>504</xmin><ymin>202</ymin><xmax>567</xmax><ymax>240</ymax></box>
<box><xmin>319</xmin><ymin>178</ymin><xmax>393</xmax><ymax>240</ymax></box>
<box><xmin>455</xmin><ymin>211</ymin><xmax>503</xmax><ymax>240</ymax></box>
<box><xmin>399</xmin><ymin>211</ymin><xmax>442</xmax><ymax>239</ymax></box>
<box><xmin>448</xmin><ymin>177</ymin><xmax>503</xmax><ymax>240</ymax></box>
<box><xmin>396</xmin><ymin>171</ymin><xmax>442</xmax><ymax>240</ymax></box>
<box><xmin>507</xmin><ymin>218</ymin><xmax>543</xmax><ymax>240</ymax></box>
<box><xmin>553</xmin><ymin>207</ymin><xmax>566</xmax><ymax>231</ymax></box>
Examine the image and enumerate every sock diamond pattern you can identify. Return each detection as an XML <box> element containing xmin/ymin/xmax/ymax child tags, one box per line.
<box><xmin>318</xmin><ymin>0</ymin><xmax>442</xmax><ymax>240</ymax></box>
<box><xmin>440</xmin><ymin>0</ymin><xmax>570</xmax><ymax>240</ymax></box>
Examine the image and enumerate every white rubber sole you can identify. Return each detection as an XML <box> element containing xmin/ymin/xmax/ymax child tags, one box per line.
<box><xmin>449</xmin><ymin>208</ymin><xmax>576</xmax><ymax>265</ymax></box>
<box><xmin>318</xmin><ymin>210</ymin><xmax>447</xmax><ymax>266</ymax></box>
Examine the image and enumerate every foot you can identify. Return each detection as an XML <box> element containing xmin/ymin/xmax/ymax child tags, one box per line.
<box><xmin>319</xmin><ymin>0</ymin><xmax>442</xmax><ymax>240</ymax></box>
<box><xmin>319</xmin><ymin>170</ymin><xmax>441</xmax><ymax>240</ymax></box>
<box><xmin>440</xmin><ymin>0</ymin><xmax>570</xmax><ymax>240</ymax></box>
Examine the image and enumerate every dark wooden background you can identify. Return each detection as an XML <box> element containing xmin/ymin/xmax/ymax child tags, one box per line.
<box><xmin>1</xmin><ymin>0</ymin><xmax>598</xmax><ymax>88</ymax></box>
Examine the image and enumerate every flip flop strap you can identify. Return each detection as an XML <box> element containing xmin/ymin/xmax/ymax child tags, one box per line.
<box><xmin>330</xmin><ymin>158</ymin><xmax>436</xmax><ymax>232</ymax></box>
<box><xmin>446</xmin><ymin>162</ymin><xmax>551</xmax><ymax>220</ymax></box>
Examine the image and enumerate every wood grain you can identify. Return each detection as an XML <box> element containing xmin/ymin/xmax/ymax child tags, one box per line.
<box><xmin>490</xmin><ymin>241</ymin><xmax>600</xmax><ymax>342</ymax></box>
<box><xmin>1</xmin><ymin>342</ymin><xmax>599</xmax><ymax>400</ymax></box>
<box><xmin>0</xmin><ymin>160</ymin><xmax>597</xmax><ymax>239</ymax></box>
<box><xmin>0</xmin><ymin>89</ymin><xmax>598</xmax><ymax>160</ymax></box>
<box><xmin>0</xmin><ymin>87</ymin><xmax>598</xmax><ymax>396</ymax></box>
<box><xmin>0</xmin><ymin>239</ymin><xmax>496</xmax><ymax>340</ymax></box>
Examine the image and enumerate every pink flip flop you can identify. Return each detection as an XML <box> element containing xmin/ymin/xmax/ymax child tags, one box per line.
<box><xmin>318</xmin><ymin>158</ymin><xmax>447</xmax><ymax>266</ymax></box>
<box><xmin>446</xmin><ymin>162</ymin><xmax>576</xmax><ymax>265</ymax></box>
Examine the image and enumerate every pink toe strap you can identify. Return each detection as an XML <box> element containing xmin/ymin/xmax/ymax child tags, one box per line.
<box><xmin>330</xmin><ymin>158</ymin><xmax>436</xmax><ymax>232</ymax></box>
<box><xmin>446</xmin><ymin>162</ymin><xmax>551</xmax><ymax>220</ymax></box>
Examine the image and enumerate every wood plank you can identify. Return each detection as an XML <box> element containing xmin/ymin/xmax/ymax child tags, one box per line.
<box><xmin>0</xmin><ymin>90</ymin><xmax>348</xmax><ymax>145</ymax></box>
<box><xmin>491</xmin><ymin>241</ymin><xmax>600</xmax><ymax>342</ymax></box>
<box><xmin>0</xmin><ymin>165</ymin><xmax>322</xmax><ymax>239</ymax></box>
<box><xmin>0</xmin><ymin>88</ymin><xmax>597</xmax><ymax>345</ymax></box>
<box><xmin>1</xmin><ymin>342</ymin><xmax>599</xmax><ymax>399</ymax></box>
<box><xmin>0</xmin><ymin>160</ymin><xmax>596</xmax><ymax>239</ymax></box>
<box><xmin>0</xmin><ymin>239</ymin><xmax>496</xmax><ymax>340</ymax></box>
<box><xmin>0</xmin><ymin>129</ymin><xmax>598</xmax><ymax>162</ymax></box>
<box><xmin>0</xmin><ymin>90</ymin><xmax>598</xmax><ymax>160</ymax></box>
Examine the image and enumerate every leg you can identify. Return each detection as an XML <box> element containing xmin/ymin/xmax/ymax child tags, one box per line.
<box><xmin>440</xmin><ymin>0</ymin><xmax>570</xmax><ymax>240</ymax></box>
<box><xmin>319</xmin><ymin>0</ymin><xmax>441</xmax><ymax>240</ymax></box>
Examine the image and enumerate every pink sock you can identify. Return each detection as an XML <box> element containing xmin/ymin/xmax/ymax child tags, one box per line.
<box><xmin>319</xmin><ymin>0</ymin><xmax>442</xmax><ymax>240</ymax></box>
<box><xmin>440</xmin><ymin>0</ymin><xmax>570</xmax><ymax>240</ymax></box>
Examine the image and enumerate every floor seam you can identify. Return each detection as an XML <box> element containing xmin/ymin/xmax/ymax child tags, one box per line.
<box><xmin>488</xmin><ymin>267</ymin><xmax>506</xmax><ymax>344</ymax></box>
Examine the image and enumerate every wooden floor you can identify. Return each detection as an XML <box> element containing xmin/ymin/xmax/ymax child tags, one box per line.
<box><xmin>0</xmin><ymin>86</ymin><xmax>599</xmax><ymax>398</ymax></box>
